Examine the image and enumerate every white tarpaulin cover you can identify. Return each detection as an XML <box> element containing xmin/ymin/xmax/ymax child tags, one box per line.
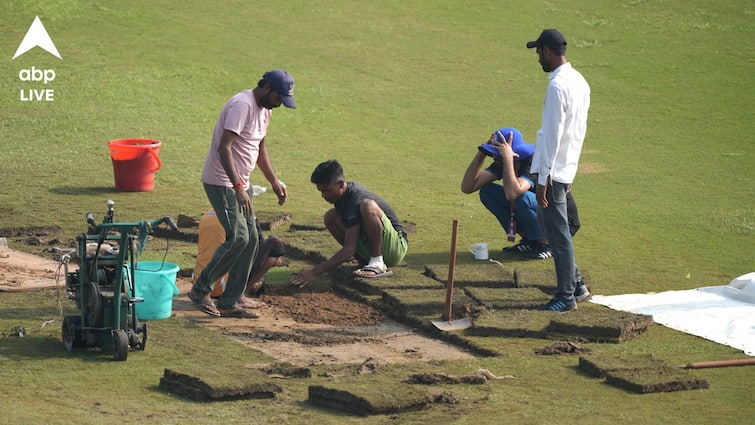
<box><xmin>590</xmin><ymin>272</ymin><xmax>755</xmax><ymax>356</ymax></box>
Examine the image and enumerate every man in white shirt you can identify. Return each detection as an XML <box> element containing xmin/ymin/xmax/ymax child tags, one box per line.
<box><xmin>526</xmin><ymin>29</ymin><xmax>591</xmax><ymax>311</ymax></box>
<box><xmin>188</xmin><ymin>70</ymin><xmax>295</xmax><ymax>318</ymax></box>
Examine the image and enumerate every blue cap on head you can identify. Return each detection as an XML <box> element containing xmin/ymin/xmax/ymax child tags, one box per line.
<box><xmin>263</xmin><ymin>69</ymin><xmax>296</xmax><ymax>108</ymax></box>
<box><xmin>478</xmin><ymin>127</ymin><xmax>535</xmax><ymax>161</ymax></box>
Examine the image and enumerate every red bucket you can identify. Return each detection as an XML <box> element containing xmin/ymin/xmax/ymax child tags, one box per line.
<box><xmin>107</xmin><ymin>139</ymin><xmax>162</xmax><ymax>192</ymax></box>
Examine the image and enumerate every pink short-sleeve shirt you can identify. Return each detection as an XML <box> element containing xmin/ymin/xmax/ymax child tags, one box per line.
<box><xmin>201</xmin><ymin>90</ymin><xmax>272</xmax><ymax>189</ymax></box>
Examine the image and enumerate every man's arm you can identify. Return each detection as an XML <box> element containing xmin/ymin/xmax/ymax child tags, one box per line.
<box><xmin>462</xmin><ymin>131</ymin><xmax>504</xmax><ymax>194</ymax></box>
<box><xmin>495</xmin><ymin>130</ymin><xmax>532</xmax><ymax>200</ymax></box>
<box><xmin>461</xmin><ymin>150</ymin><xmax>497</xmax><ymax>194</ymax></box>
<box><xmin>255</xmin><ymin>138</ymin><xmax>288</xmax><ymax>205</ymax></box>
<box><xmin>536</xmin><ymin>85</ymin><xmax>566</xmax><ymax>186</ymax></box>
<box><xmin>290</xmin><ymin>225</ymin><xmax>361</xmax><ymax>287</ymax></box>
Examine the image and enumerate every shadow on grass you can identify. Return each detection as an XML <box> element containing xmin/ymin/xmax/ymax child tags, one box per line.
<box><xmin>0</xmin><ymin>303</ymin><xmax>138</xmax><ymax>363</ymax></box>
<box><xmin>49</xmin><ymin>186</ymin><xmax>115</xmax><ymax>196</ymax></box>
<box><xmin>0</xmin><ymin>333</ymin><xmax>117</xmax><ymax>363</ymax></box>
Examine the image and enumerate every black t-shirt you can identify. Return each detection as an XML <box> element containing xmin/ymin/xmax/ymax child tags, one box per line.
<box><xmin>335</xmin><ymin>182</ymin><xmax>406</xmax><ymax>239</ymax></box>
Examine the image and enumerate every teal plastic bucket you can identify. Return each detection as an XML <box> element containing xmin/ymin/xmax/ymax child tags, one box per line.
<box><xmin>131</xmin><ymin>261</ymin><xmax>179</xmax><ymax>320</ymax></box>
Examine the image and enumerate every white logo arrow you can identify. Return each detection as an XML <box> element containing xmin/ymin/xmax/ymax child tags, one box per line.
<box><xmin>13</xmin><ymin>16</ymin><xmax>62</xmax><ymax>60</ymax></box>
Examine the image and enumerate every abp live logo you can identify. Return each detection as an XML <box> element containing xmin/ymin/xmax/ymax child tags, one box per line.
<box><xmin>13</xmin><ymin>16</ymin><xmax>62</xmax><ymax>102</ymax></box>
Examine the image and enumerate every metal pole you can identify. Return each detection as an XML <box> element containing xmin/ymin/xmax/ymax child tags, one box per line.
<box><xmin>680</xmin><ymin>358</ymin><xmax>755</xmax><ymax>369</ymax></box>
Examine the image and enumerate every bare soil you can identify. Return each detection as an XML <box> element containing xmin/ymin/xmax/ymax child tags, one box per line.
<box><xmin>173</xmin><ymin>277</ymin><xmax>475</xmax><ymax>366</ymax></box>
<box><xmin>0</xmin><ymin>245</ymin><xmax>474</xmax><ymax>366</ymax></box>
<box><xmin>0</xmin><ymin>246</ymin><xmax>71</xmax><ymax>291</ymax></box>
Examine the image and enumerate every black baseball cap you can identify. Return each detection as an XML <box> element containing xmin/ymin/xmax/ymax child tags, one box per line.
<box><xmin>526</xmin><ymin>29</ymin><xmax>567</xmax><ymax>50</ymax></box>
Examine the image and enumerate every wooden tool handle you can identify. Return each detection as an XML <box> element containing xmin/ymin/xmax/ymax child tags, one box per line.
<box><xmin>681</xmin><ymin>358</ymin><xmax>755</xmax><ymax>369</ymax></box>
<box><xmin>443</xmin><ymin>218</ymin><xmax>459</xmax><ymax>321</ymax></box>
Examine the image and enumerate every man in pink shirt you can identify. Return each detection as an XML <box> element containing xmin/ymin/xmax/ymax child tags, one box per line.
<box><xmin>188</xmin><ymin>70</ymin><xmax>295</xmax><ymax>318</ymax></box>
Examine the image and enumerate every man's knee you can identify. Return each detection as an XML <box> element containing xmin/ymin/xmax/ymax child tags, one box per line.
<box><xmin>229</xmin><ymin>231</ymin><xmax>250</xmax><ymax>247</ymax></box>
<box><xmin>323</xmin><ymin>209</ymin><xmax>339</xmax><ymax>226</ymax></box>
<box><xmin>479</xmin><ymin>183</ymin><xmax>503</xmax><ymax>208</ymax></box>
<box><xmin>359</xmin><ymin>200</ymin><xmax>385</xmax><ymax>230</ymax></box>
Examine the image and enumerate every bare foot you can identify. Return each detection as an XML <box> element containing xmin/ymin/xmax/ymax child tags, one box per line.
<box><xmin>237</xmin><ymin>295</ymin><xmax>265</xmax><ymax>309</ymax></box>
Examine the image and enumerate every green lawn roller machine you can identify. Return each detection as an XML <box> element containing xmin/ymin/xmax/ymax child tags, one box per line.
<box><xmin>61</xmin><ymin>200</ymin><xmax>177</xmax><ymax>361</ymax></box>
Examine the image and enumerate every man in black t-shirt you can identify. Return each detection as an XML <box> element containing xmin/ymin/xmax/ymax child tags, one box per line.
<box><xmin>290</xmin><ymin>160</ymin><xmax>408</xmax><ymax>287</ymax></box>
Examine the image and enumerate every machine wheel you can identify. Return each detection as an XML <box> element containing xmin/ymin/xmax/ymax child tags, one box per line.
<box><xmin>62</xmin><ymin>316</ymin><xmax>81</xmax><ymax>352</ymax></box>
<box><xmin>85</xmin><ymin>282</ymin><xmax>102</xmax><ymax>327</ymax></box>
<box><xmin>138</xmin><ymin>322</ymin><xmax>148</xmax><ymax>351</ymax></box>
<box><xmin>127</xmin><ymin>314</ymin><xmax>147</xmax><ymax>351</ymax></box>
<box><xmin>112</xmin><ymin>329</ymin><xmax>129</xmax><ymax>361</ymax></box>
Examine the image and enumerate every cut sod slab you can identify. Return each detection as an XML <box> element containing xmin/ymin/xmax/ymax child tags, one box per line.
<box><xmin>423</xmin><ymin>263</ymin><xmax>515</xmax><ymax>288</ymax></box>
<box><xmin>578</xmin><ymin>354</ymin><xmax>709</xmax><ymax>393</ymax></box>
<box><xmin>159</xmin><ymin>368</ymin><xmax>282</xmax><ymax>402</ymax></box>
<box><xmin>463</xmin><ymin>286</ymin><xmax>549</xmax><ymax>310</ymax></box>
<box><xmin>467</xmin><ymin>309</ymin><xmax>553</xmax><ymax>339</ymax></box>
<box><xmin>308</xmin><ymin>384</ymin><xmax>432</xmax><ymax>415</ymax></box>
<box><xmin>547</xmin><ymin>308</ymin><xmax>654</xmax><ymax>343</ymax></box>
<box><xmin>605</xmin><ymin>366</ymin><xmax>710</xmax><ymax>393</ymax></box>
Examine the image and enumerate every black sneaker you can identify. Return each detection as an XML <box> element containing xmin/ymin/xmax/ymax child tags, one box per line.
<box><xmin>537</xmin><ymin>297</ymin><xmax>577</xmax><ymax>312</ymax></box>
<box><xmin>574</xmin><ymin>283</ymin><xmax>591</xmax><ymax>302</ymax></box>
<box><xmin>503</xmin><ymin>239</ymin><xmax>533</xmax><ymax>253</ymax></box>
<box><xmin>522</xmin><ymin>243</ymin><xmax>553</xmax><ymax>260</ymax></box>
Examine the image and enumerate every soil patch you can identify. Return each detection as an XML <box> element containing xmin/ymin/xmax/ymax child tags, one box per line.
<box><xmin>172</xmin><ymin>278</ymin><xmax>475</xmax><ymax>366</ymax></box>
<box><xmin>0</xmin><ymin>246</ymin><xmax>71</xmax><ymax>292</ymax></box>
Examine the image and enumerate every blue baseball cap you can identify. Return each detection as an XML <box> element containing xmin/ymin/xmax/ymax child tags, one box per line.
<box><xmin>263</xmin><ymin>69</ymin><xmax>296</xmax><ymax>108</ymax></box>
<box><xmin>478</xmin><ymin>127</ymin><xmax>535</xmax><ymax>161</ymax></box>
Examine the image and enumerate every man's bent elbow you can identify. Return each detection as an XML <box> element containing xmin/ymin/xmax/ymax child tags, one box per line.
<box><xmin>504</xmin><ymin>192</ymin><xmax>521</xmax><ymax>202</ymax></box>
<box><xmin>461</xmin><ymin>183</ymin><xmax>476</xmax><ymax>194</ymax></box>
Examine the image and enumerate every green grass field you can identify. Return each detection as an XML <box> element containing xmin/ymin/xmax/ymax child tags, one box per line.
<box><xmin>1</xmin><ymin>1</ymin><xmax>753</xmax><ymax>424</ymax></box>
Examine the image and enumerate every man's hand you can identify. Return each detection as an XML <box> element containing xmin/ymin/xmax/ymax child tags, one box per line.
<box><xmin>493</xmin><ymin>130</ymin><xmax>519</xmax><ymax>161</ymax></box>
<box><xmin>536</xmin><ymin>179</ymin><xmax>549</xmax><ymax>208</ymax></box>
<box><xmin>290</xmin><ymin>268</ymin><xmax>318</xmax><ymax>288</ymax></box>
<box><xmin>236</xmin><ymin>189</ymin><xmax>253</xmax><ymax>216</ymax></box>
<box><xmin>272</xmin><ymin>180</ymin><xmax>288</xmax><ymax>206</ymax></box>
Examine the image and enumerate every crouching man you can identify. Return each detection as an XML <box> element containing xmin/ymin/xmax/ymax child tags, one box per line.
<box><xmin>290</xmin><ymin>160</ymin><xmax>408</xmax><ymax>287</ymax></box>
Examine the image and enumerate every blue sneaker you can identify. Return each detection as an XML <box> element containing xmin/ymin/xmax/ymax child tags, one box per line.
<box><xmin>537</xmin><ymin>297</ymin><xmax>577</xmax><ymax>312</ymax></box>
<box><xmin>574</xmin><ymin>284</ymin><xmax>591</xmax><ymax>302</ymax></box>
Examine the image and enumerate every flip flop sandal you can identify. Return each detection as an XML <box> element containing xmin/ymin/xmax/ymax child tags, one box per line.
<box><xmin>353</xmin><ymin>265</ymin><xmax>393</xmax><ymax>279</ymax></box>
<box><xmin>188</xmin><ymin>291</ymin><xmax>221</xmax><ymax>317</ymax></box>
<box><xmin>219</xmin><ymin>308</ymin><xmax>260</xmax><ymax>319</ymax></box>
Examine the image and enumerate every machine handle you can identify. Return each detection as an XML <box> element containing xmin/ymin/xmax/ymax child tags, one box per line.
<box><xmin>165</xmin><ymin>216</ymin><xmax>178</xmax><ymax>231</ymax></box>
<box><xmin>149</xmin><ymin>216</ymin><xmax>178</xmax><ymax>231</ymax></box>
